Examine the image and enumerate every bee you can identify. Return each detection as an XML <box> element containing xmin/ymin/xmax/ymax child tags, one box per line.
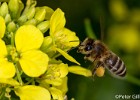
<box><xmin>78</xmin><ymin>38</ymin><xmax>126</xmax><ymax>78</ymax></box>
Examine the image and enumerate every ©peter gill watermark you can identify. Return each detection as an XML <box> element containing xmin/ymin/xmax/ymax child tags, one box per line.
<box><xmin>115</xmin><ymin>94</ymin><xmax>140</xmax><ymax>99</ymax></box>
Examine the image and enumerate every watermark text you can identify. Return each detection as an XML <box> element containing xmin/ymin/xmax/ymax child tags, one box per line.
<box><xmin>115</xmin><ymin>94</ymin><xmax>140</xmax><ymax>99</ymax></box>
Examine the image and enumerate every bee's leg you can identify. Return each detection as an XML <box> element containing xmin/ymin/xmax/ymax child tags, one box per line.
<box><xmin>84</xmin><ymin>54</ymin><xmax>91</xmax><ymax>60</ymax></box>
<box><xmin>92</xmin><ymin>61</ymin><xmax>104</xmax><ymax>77</ymax></box>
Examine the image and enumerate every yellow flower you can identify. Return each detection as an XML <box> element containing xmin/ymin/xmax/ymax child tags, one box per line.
<box><xmin>49</xmin><ymin>8</ymin><xmax>79</xmax><ymax>49</ymax></box>
<box><xmin>41</xmin><ymin>8</ymin><xmax>80</xmax><ymax>65</ymax></box>
<box><xmin>15</xmin><ymin>85</ymin><xmax>51</xmax><ymax>100</ymax></box>
<box><xmin>0</xmin><ymin>25</ymin><xmax>49</xmax><ymax>78</ymax></box>
<box><xmin>0</xmin><ymin>16</ymin><xmax>6</xmax><ymax>38</ymax></box>
<box><xmin>40</xmin><ymin>63</ymin><xmax>68</xmax><ymax>86</ymax></box>
<box><xmin>15</xmin><ymin>25</ymin><xmax>49</xmax><ymax>77</ymax></box>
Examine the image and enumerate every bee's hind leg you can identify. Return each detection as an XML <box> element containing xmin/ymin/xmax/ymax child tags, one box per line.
<box><xmin>92</xmin><ymin>61</ymin><xmax>104</xmax><ymax>77</ymax></box>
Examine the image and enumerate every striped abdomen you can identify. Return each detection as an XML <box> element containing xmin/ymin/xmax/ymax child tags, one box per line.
<box><xmin>105</xmin><ymin>54</ymin><xmax>126</xmax><ymax>77</ymax></box>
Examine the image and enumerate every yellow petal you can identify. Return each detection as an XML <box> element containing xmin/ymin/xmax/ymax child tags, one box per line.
<box><xmin>58</xmin><ymin>63</ymin><xmax>68</xmax><ymax>78</ymax></box>
<box><xmin>19</xmin><ymin>50</ymin><xmax>49</xmax><ymax>77</ymax></box>
<box><xmin>56</xmin><ymin>77</ymin><xmax>68</xmax><ymax>95</ymax></box>
<box><xmin>63</xmin><ymin>28</ymin><xmax>80</xmax><ymax>47</ymax></box>
<box><xmin>0</xmin><ymin>16</ymin><xmax>6</xmax><ymax>38</ymax></box>
<box><xmin>15</xmin><ymin>25</ymin><xmax>43</xmax><ymax>53</ymax></box>
<box><xmin>15</xmin><ymin>85</ymin><xmax>51</xmax><ymax>100</ymax></box>
<box><xmin>50</xmin><ymin>8</ymin><xmax>66</xmax><ymax>35</ymax></box>
<box><xmin>49</xmin><ymin>87</ymin><xmax>63</xmax><ymax>100</ymax></box>
<box><xmin>68</xmin><ymin>66</ymin><xmax>92</xmax><ymax>77</ymax></box>
<box><xmin>0</xmin><ymin>58</ymin><xmax>15</xmax><ymax>78</ymax></box>
<box><xmin>0</xmin><ymin>39</ymin><xmax>7</xmax><ymax>57</ymax></box>
<box><xmin>0</xmin><ymin>78</ymin><xmax>19</xmax><ymax>86</ymax></box>
<box><xmin>42</xmin><ymin>78</ymin><xmax>62</xmax><ymax>86</ymax></box>
<box><xmin>56</xmin><ymin>48</ymin><xmax>80</xmax><ymax>65</ymax></box>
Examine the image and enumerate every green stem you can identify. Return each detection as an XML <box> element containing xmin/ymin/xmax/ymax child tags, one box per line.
<box><xmin>84</xmin><ymin>18</ymin><xmax>97</xmax><ymax>39</ymax></box>
<box><xmin>15</xmin><ymin>63</ymin><xmax>23</xmax><ymax>85</ymax></box>
<box><xmin>25</xmin><ymin>78</ymin><xmax>34</xmax><ymax>85</ymax></box>
<box><xmin>0</xmin><ymin>87</ymin><xmax>6</xmax><ymax>99</ymax></box>
<box><xmin>125</xmin><ymin>74</ymin><xmax>140</xmax><ymax>86</ymax></box>
<box><xmin>10</xmin><ymin>32</ymin><xmax>15</xmax><ymax>46</ymax></box>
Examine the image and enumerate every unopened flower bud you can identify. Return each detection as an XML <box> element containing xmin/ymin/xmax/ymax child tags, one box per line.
<box><xmin>0</xmin><ymin>2</ymin><xmax>8</xmax><ymax>17</ymax></box>
<box><xmin>8</xmin><ymin>0</ymin><xmax>19</xmax><ymax>18</ymax></box>
<box><xmin>37</xmin><ymin>21</ymin><xmax>49</xmax><ymax>33</ymax></box>
<box><xmin>7</xmin><ymin>21</ymin><xmax>16</xmax><ymax>32</ymax></box>
<box><xmin>35</xmin><ymin>8</ymin><xmax>46</xmax><ymax>23</ymax></box>
<box><xmin>41</xmin><ymin>36</ymin><xmax>53</xmax><ymax>53</ymax></box>
<box><xmin>24</xmin><ymin>18</ymin><xmax>37</xmax><ymax>25</ymax></box>
<box><xmin>26</xmin><ymin>7</ymin><xmax>35</xmax><ymax>20</ymax></box>
<box><xmin>5</xmin><ymin>14</ymin><xmax>11</xmax><ymax>24</ymax></box>
<box><xmin>18</xmin><ymin>15</ymin><xmax>27</xmax><ymax>25</ymax></box>
<box><xmin>36</xmin><ymin>6</ymin><xmax>54</xmax><ymax>20</ymax></box>
<box><xmin>6</xmin><ymin>45</ymin><xmax>13</xmax><ymax>53</ymax></box>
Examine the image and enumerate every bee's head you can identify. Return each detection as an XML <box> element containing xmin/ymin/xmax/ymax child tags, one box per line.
<box><xmin>78</xmin><ymin>38</ymin><xmax>95</xmax><ymax>54</ymax></box>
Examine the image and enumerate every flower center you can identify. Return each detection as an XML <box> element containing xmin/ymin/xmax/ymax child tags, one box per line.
<box><xmin>45</xmin><ymin>65</ymin><xmax>61</xmax><ymax>79</ymax></box>
<box><xmin>7</xmin><ymin>46</ymin><xmax>20</xmax><ymax>62</ymax></box>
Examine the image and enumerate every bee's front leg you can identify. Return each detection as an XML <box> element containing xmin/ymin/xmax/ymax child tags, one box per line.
<box><xmin>84</xmin><ymin>54</ymin><xmax>96</xmax><ymax>62</ymax></box>
<box><xmin>84</xmin><ymin>54</ymin><xmax>90</xmax><ymax>60</ymax></box>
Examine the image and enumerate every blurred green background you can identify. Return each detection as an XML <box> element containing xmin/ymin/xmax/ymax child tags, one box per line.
<box><xmin>36</xmin><ymin>0</ymin><xmax>140</xmax><ymax>100</ymax></box>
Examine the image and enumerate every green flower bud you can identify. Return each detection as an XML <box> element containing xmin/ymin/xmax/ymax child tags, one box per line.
<box><xmin>18</xmin><ymin>15</ymin><xmax>27</xmax><ymax>25</ymax></box>
<box><xmin>35</xmin><ymin>8</ymin><xmax>46</xmax><ymax>23</ymax></box>
<box><xmin>36</xmin><ymin>6</ymin><xmax>54</xmax><ymax>20</ymax></box>
<box><xmin>16</xmin><ymin>0</ymin><xmax>24</xmax><ymax>18</ymax></box>
<box><xmin>0</xmin><ymin>2</ymin><xmax>8</xmax><ymax>17</ymax></box>
<box><xmin>22</xmin><ymin>0</ymin><xmax>36</xmax><ymax>15</ymax></box>
<box><xmin>8</xmin><ymin>0</ymin><xmax>19</xmax><ymax>19</ymax></box>
<box><xmin>26</xmin><ymin>7</ymin><xmax>35</xmax><ymax>20</ymax></box>
<box><xmin>26</xmin><ymin>0</ymin><xmax>37</xmax><ymax>7</ymax></box>
<box><xmin>6</xmin><ymin>45</ymin><xmax>13</xmax><ymax>54</ymax></box>
<box><xmin>37</xmin><ymin>21</ymin><xmax>49</xmax><ymax>33</ymax></box>
<box><xmin>40</xmin><ymin>36</ymin><xmax>53</xmax><ymax>53</ymax></box>
<box><xmin>43</xmin><ymin>6</ymin><xmax>54</xmax><ymax>20</ymax></box>
<box><xmin>7</xmin><ymin>21</ymin><xmax>16</xmax><ymax>32</ymax></box>
<box><xmin>24</xmin><ymin>18</ymin><xmax>37</xmax><ymax>25</ymax></box>
<box><xmin>5</xmin><ymin>14</ymin><xmax>11</xmax><ymax>24</ymax></box>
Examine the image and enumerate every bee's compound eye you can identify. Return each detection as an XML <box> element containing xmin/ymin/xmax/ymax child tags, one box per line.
<box><xmin>85</xmin><ymin>45</ymin><xmax>92</xmax><ymax>51</ymax></box>
<box><xmin>96</xmin><ymin>66</ymin><xmax>105</xmax><ymax>77</ymax></box>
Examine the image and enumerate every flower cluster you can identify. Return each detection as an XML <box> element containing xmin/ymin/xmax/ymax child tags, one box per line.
<box><xmin>0</xmin><ymin>0</ymin><xmax>92</xmax><ymax>100</ymax></box>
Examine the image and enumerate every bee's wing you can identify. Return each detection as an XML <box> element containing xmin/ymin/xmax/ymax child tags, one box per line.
<box><xmin>104</xmin><ymin>52</ymin><xmax>126</xmax><ymax>78</ymax></box>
